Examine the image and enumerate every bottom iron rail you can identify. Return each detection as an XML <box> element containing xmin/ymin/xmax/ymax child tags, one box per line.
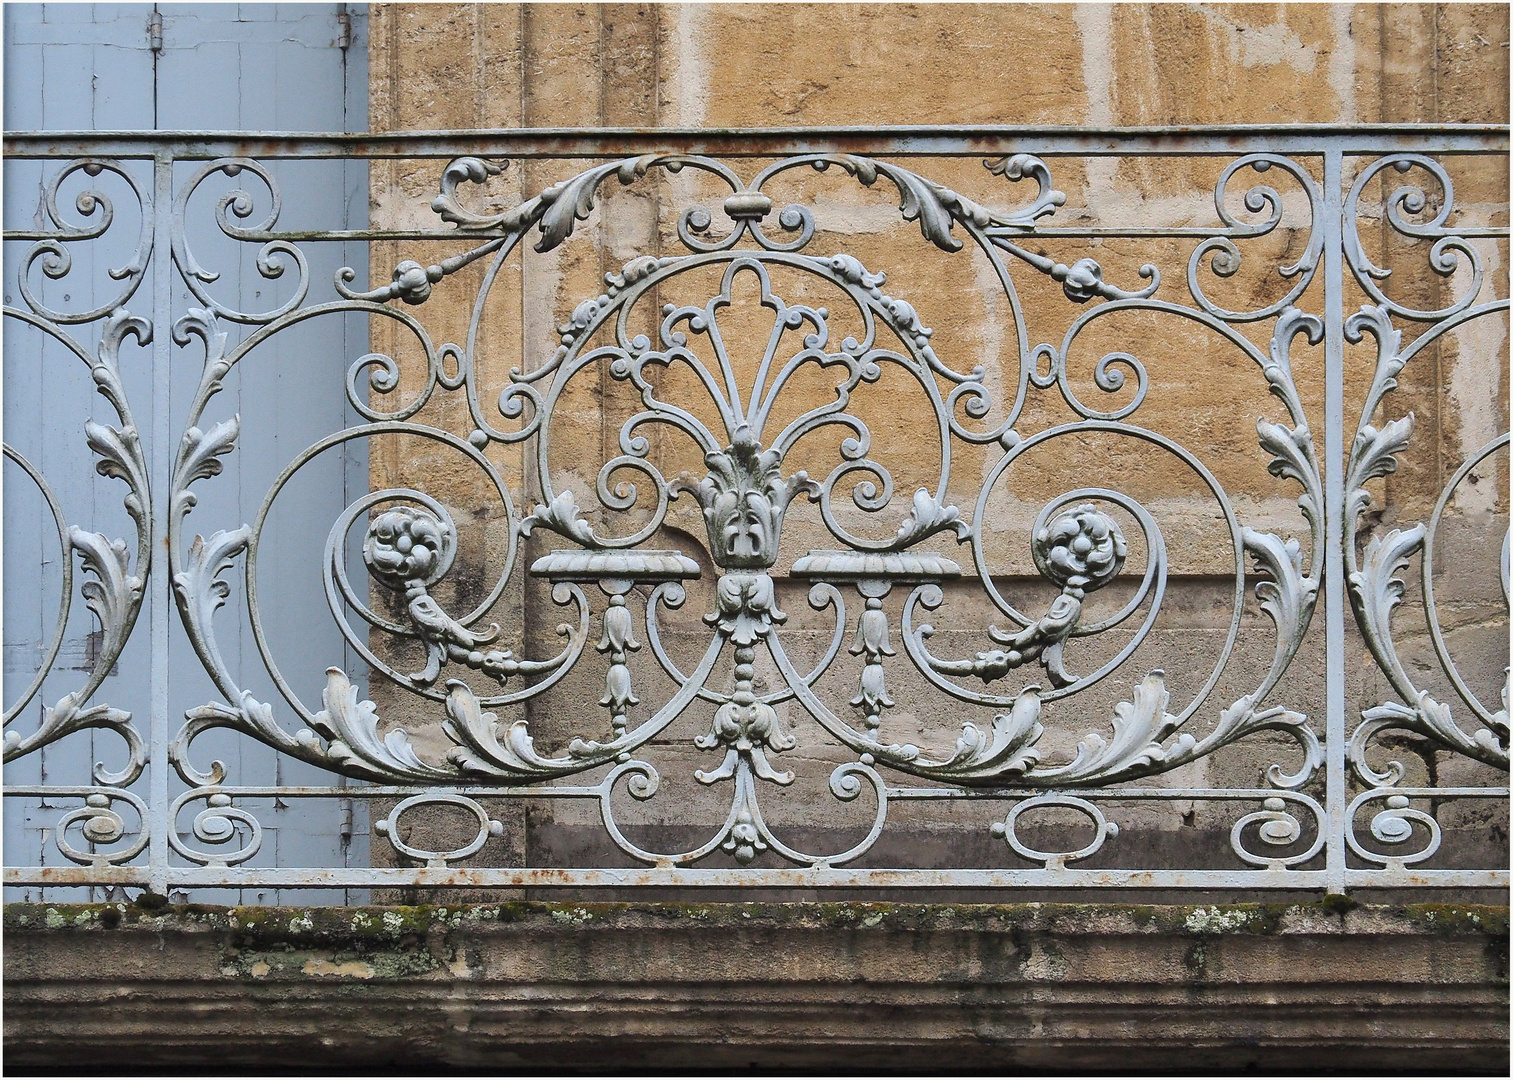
<box><xmin>4</xmin><ymin>864</ymin><xmax>1507</xmax><ymax>890</ymax></box>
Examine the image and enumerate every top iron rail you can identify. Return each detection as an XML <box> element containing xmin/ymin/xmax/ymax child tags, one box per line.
<box><xmin>3</xmin><ymin>124</ymin><xmax>1508</xmax><ymax>159</ymax></box>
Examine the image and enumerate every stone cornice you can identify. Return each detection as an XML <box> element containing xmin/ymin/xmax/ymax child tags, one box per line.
<box><xmin>4</xmin><ymin>901</ymin><xmax>1507</xmax><ymax>1072</ymax></box>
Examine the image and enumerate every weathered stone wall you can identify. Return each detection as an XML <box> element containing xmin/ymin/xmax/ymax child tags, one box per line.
<box><xmin>357</xmin><ymin>4</ymin><xmax>1509</xmax><ymax>876</ymax></box>
<box><xmin>3</xmin><ymin>900</ymin><xmax>1508</xmax><ymax>1072</ymax></box>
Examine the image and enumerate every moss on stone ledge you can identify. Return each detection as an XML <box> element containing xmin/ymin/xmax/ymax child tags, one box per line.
<box><xmin>5</xmin><ymin>899</ymin><xmax>1508</xmax><ymax>948</ymax></box>
<box><xmin>1406</xmin><ymin>903</ymin><xmax>1509</xmax><ymax>937</ymax></box>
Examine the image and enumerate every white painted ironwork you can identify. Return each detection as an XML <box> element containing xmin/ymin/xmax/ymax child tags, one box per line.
<box><xmin>2</xmin><ymin>126</ymin><xmax>1508</xmax><ymax>894</ymax></box>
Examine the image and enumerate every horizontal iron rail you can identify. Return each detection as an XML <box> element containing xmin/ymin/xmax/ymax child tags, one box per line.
<box><xmin>6</xmin><ymin>866</ymin><xmax>1507</xmax><ymax>890</ymax></box>
<box><xmin>3</xmin><ymin>123</ymin><xmax>1509</xmax><ymax>159</ymax></box>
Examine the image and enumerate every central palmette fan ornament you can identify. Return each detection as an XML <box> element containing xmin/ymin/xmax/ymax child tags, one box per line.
<box><xmin>676</xmin><ymin>422</ymin><xmax>820</xmax><ymax>571</ymax></box>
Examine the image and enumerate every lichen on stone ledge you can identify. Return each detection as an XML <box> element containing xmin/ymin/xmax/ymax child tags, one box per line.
<box><xmin>5</xmin><ymin>898</ymin><xmax>1508</xmax><ymax>946</ymax></box>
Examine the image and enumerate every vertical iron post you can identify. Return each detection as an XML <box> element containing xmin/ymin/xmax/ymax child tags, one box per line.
<box><xmin>148</xmin><ymin>152</ymin><xmax>173</xmax><ymax>896</ymax></box>
<box><xmin>1321</xmin><ymin>147</ymin><xmax>1348</xmax><ymax>895</ymax></box>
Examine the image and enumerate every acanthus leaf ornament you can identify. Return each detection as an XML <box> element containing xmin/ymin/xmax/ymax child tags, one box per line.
<box><xmin>301</xmin><ymin>668</ymin><xmax>452</xmax><ymax>784</ymax></box>
<box><xmin>1348</xmin><ymin>413</ymin><xmax>1415</xmax><ymax>524</ymax></box>
<box><xmin>441</xmin><ymin>679</ymin><xmax>607</xmax><ymax>781</ymax></box>
<box><xmin>1348</xmin><ymin>525</ymin><xmax>1509</xmax><ymax>776</ymax></box>
<box><xmin>83</xmin><ymin>418</ymin><xmax>148</xmax><ymax>525</ymax></box>
<box><xmin>1344</xmin><ymin>304</ymin><xmax>1410</xmax><ymax>521</ymax></box>
<box><xmin>982</xmin><ymin>153</ymin><xmax>1068</xmax><ymax>223</ymax></box>
<box><xmin>1</xmin><ymin>306</ymin><xmax>151</xmax><ymax>764</ymax></box>
<box><xmin>431</xmin><ymin>156</ymin><xmax>507</xmax><ymax>228</ymax></box>
<box><xmin>1342</xmin><ymin>303</ymin><xmax>1508</xmax><ymax>778</ymax></box>
<box><xmin>1257</xmin><ymin>307</ymin><xmax>1325</xmax><ymax>549</ymax></box>
<box><xmin>172</xmin><ymin>527</ymin><xmax>249</xmax><ymax>647</ymax></box>
<box><xmin>938</xmin><ymin>689</ymin><xmax>1045</xmax><ymax>779</ymax></box>
<box><xmin>1035</xmin><ymin>670</ymin><xmax>1191</xmax><ymax>785</ymax></box>
<box><xmin>521</xmin><ymin>488</ymin><xmax>597</xmax><ymax>546</ymax></box>
<box><xmin>893</xmin><ymin>488</ymin><xmax>971</xmax><ymax>547</ymax></box>
<box><xmin>1242</xmin><ymin>528</ymin><xmax>1318</xmax><ymax>700</ymax></box>
<box><xmin>1351</xmin><ymin>526</ymin><xmax>1426</xmax><ymax>665</ymax></box>
<box><xmin>69</xmin><ymin>527</ymin><xmax>144</xmax><ymax>678</ymax></box>
<box><xmin>533</xmin><ymin>155</ymin><xmax>663</xmax><ymax>253</ymax></box>
<box><xmin>3</xmin><ymin>693</ymin><xmax>144</xmax><ymax>788</ymax></box>
<box><xmin>833</xmin><ymin>156</ymin><xmax>994</xmax><ymax>252</ymax></box>
<box><xmin>173</xmin><ymin>416</ymin><xmax>240</xmax><ymax>519</ymax></box>
<box><xmin>1200</xmin><ymin>697</ymin><xmax>1320</xmax><ymax>790</ymax></box>
<box><xmin>684</xmin><ymin>423</ymin><xmax>819</xmax><ymax>571</ymax></box>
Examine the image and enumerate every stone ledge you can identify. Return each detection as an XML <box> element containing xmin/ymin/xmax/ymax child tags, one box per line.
<box><xmin>4</xmin><ymin>901</ymin><xmax>1508</xmax><ymax>1073</ymax></box>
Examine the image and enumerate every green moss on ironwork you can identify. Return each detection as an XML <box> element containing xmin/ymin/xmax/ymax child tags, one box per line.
<box><xmin>1320</xmin><ymin>893</ymin><xmax>1359</xmax><ymax>916</ymax></box>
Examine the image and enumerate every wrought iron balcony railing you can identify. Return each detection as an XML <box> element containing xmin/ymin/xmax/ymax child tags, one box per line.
<box><xmin>2</xmin><ymin>126</ymin><xmax>1508</xmax><ymax>897</ymax></box>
